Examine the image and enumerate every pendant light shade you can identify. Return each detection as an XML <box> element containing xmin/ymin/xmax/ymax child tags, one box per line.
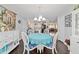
<box><xmin>34</xmin><ymin>17</ymin><xmax>38</xmax><ymax>21</ymax></box>
<box><xmin>42</xmin><ymin>17</ymin><xmax>46</xmax><ymax>21</ymax></box>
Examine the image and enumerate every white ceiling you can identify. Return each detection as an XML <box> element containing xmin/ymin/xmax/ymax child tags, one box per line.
<box><xmin>1</xmin><ymin>4</ymin><xmax>74</xmax><ymax>20</ymax></box>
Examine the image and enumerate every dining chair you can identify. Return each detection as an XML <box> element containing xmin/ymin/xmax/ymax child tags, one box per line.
<box><xmin>52</xmin><ymin>32</ymin><xmax>58</xmax><ymax>54</ymax></box>
<box><xmin>43</xmin><ymin>32</ymin><xmax>58</xmax><ymax>54</ymax></box>
<box><xmin>21</xmin><ymin>32</ymin><xmax>29</xmax><ymax>54</ymax></box>
<box><xmin>44</xmin><ymin>28</ymin><xmax>49</xmax><ymax>34</ymax></box>
<box><xmin>27</xmin><ymin>29</ymin><xmax>34</xmax><ymax>35</ymax></box>
<box><xmin>34</xmin><ymin>28</ymin><xmax>41</xmax><ymax>33</ymax></box>
<box><xmin>37</xmin><ymin>45</ymin><xmax>44</xmax><ymax>53</ymax></box>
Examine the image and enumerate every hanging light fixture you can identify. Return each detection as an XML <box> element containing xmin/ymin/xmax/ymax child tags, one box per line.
<box><xmin>33</xmin><ymin>6</ymin><xmax>46</xmax><ymax>21</ymax></box>
<box><xmin>34</xmin><ymin>16</ymin><xmax>46</xmax><ymax>21</ymax></box>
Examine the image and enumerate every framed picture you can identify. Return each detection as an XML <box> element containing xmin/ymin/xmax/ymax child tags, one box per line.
<box><xmin>0</xmin><ymin>8</ymin><xmax>16</xmax><ymax>32</ymax></box>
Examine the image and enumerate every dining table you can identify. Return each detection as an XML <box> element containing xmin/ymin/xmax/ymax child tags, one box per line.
<box><xmin>28</xmin><ymin>33</ymin><xmax>53</xmax><ymax>49</ymax></box>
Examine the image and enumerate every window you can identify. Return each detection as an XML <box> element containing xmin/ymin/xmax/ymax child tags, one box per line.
<box><xmin>65</xmin><ymin>14</ymin><xmax>72</xmax><ymax>27</ymax></box>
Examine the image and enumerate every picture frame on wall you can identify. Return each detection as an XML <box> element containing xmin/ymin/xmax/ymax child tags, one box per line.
<box><xmin>0</xmin><ymin>6</ymin><xmax>16</xmax><ymax>32</ymax></box>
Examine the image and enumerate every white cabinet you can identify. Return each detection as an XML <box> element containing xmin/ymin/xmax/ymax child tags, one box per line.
<box><xmin>70</xmin><ymin>9</ymin><xmax>79</xmax><ymax>54</ymax></box>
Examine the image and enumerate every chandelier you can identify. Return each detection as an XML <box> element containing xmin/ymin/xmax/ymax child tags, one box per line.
<box><xmin>34</xmin><ymin>6</ymin><xmax>46</xmax><ymax>21</ymax></box>
<box><xmin>34</xmin><ymin>16</ymin><xmax>46</xmax><ymax>21</ymax></box>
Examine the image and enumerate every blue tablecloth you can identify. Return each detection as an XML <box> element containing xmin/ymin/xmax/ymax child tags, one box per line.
<box><xmin>28</xmin><ymin>33</ymin><xmax>53</xmax><ymax>49</ymax></box>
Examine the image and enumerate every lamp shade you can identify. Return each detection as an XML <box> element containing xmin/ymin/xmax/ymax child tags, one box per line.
<box><xmin>39</xmin><ymin>16</ymin><xmax>42</xmax><ymax>20</ymax></box>
<box><xmin>42</xmin><ymin>17</ymin><xmax>46</xmax><ymax>21</ymax></box>
<box><xmin>34</xmin><ymin>17</ymin><xmax>37</xmax><ymax>21</ymax></box>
